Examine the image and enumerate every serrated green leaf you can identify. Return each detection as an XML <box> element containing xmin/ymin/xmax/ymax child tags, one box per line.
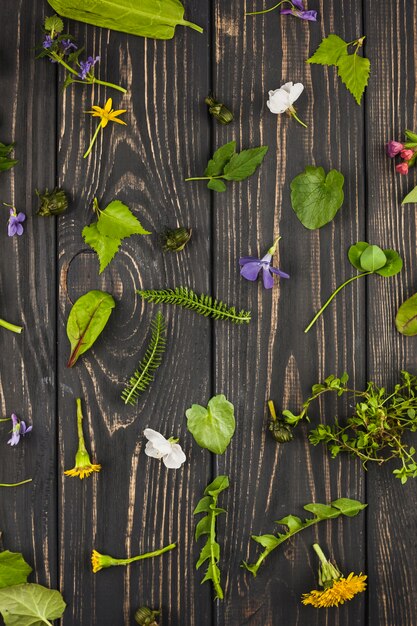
<box><xmin>337</xmin><ymin>53</ymin><xmax>370</xmax><ymax>105</ymax></box>
<box><xmin>375</xmin><ymin>249</ymin><xmax>403</xmax><ymax>277</ymax></box>
<box><xmin>186</xmin><ymin>395</ymin><xmax>235</xmax><ymax>454</ymax></box>
<box><xmin>303</xmin><ymin>503</ymin><xmax>340</xmax><ymax>518</ymax></box>
<box><xmin>193</xmin><ymin>496</ymin><xmax>212</xmax><ymax>515</ymax></box>
<box><xmin>205</xmin><ymin>475</ymin><xmax>230</xmax><ymax>496</ymax></box>
<box><xmin>251</xmin><ymin>534</ymin><xmax>280</xmax><ymax>550</ymax></box>
<box><xmin>97</xmin><ymin>200</ymin><xmax>151</xmax><ymax>239</ymax></box>
<box><xmin>290</xmin><ymin>166</ymin><xmax>344</xmax><ymax>229</ymax></box>
<box><xmin>331</xmin><ymin>498</ymin><xmax>368</xmax><ymax>516</ymax></box>
<box><xmin>196</xmin><ymin>539</ymin><xmax>220</xmax><ymax>569</ymax></box>
<box><xmin>275</xmin><ymin>515</ymin><xmax>303</xmax><ymax>532</ymax></box>
<box><xmin>82</xmin><ymin>223</ymin><xmax>121</xmax><ymax>274</ymax></box>
<box><xmin>402</xmin><ymin>185</ymin><xmax>417</xmax><ymax>205</ymax></box>
<box><xmin>223</xmin><ymin>146</ymin><xmax>268</xmax><ymax>181</ymax></box>
<box><xmin>0</xmin><ymin>551</ymin><xmax>32</xmax><ymax>589</ymax></box>
<box><xmin>359</xmin><ymin>244</ymin><xmax>386</xmax><ymax>271</ymax></box>
<box><xmin>0</xmin><ymin>583</ymin><xmax>66</xmax><ymax>626</ymax></box>
<box><xmin>396</xmin><ymin>293</ymin><xmax>417</xmax><ymax>336</ymax></box>
<box><xmin>205</xmin><ymin>141</ymin><xmax>236</xmax><ymax>177</ymax></box>
<box><xmin>307</xmin><ymin>34</ymin><xmax>348</xmax><ymax>66</ymax></box>
<box><xmin>44</xmin><ymin>14</ymin><xmax>64</xmax><ymax>33</ymax></box>
<box><xmin>201</xmin><ymin>562</ymin><xmax>223</xmax><ymax>599</ymax></box>
<box><xmin>207</xmin><ymin>178</ymin><xmax>227</xmax><ymax>192</ymax></box>
<box><xmin>195</xmin><ymin>516</ymin><xmax>211</xmax><ymax>540</ymax></box>
<box><xmin>348</xmin><ymin>242</ymin><xmax>370</xmax><ymax>270</ymax></box>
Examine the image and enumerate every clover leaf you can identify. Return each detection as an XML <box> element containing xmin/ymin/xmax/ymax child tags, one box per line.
<box><xmin>290</xmin><ymin>165</ymin><xmax>344</xmax><ymax>229</ymax></box>
<box><xmin>186</xmin><ymin>394</ymin><xmax>235</xmax><ymax>454</ymax></box>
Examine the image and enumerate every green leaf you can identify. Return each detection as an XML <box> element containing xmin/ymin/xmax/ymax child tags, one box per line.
<box><xmin>359</xmin><ymin>244</ymin><xmax>387</xmax><ymax>272</ymax></box>
<box><xmin>66</xmin><ymin>290</ymin><xmax>115</xmax><ymax>367</ymax></box>
<box><xmin>46</xmin><ymin>0</ymin><xmax>203</xmax><ymax>40</ymax></box>
<box><xmin>186</xmin><ymin>395</ymin><xmax>235</xmax><ymax>454</ymax></box>
<box><xmin>195</xmin><ymin>516</ymin><xmax>211</xmax><ymax>540</ymax></box>
<box><xmin>337</xmin><ymin>53</ymin><xmax>370</xmax><ymax>105</ymax></box>
<box><xmin>44</xmin><ymin>14</ymin><xmax>64</xmax><ymax>33</ymax></box>
<box><xmin>121</xmin><ymin>312</ymin><xmax>166</xmax><ymax>405</ymax></box>
<box><xmin>207</xmin><ymin>179</ymin><xmax>226</xmax><ymax>192</ymax></box>
<box><xmin>204</xmin><ymin>475</ymin><xmax>230</xmax><ymax>496</ymax></box>
<box><xmin>331</xmin><ymin>498</ymin><xmax>368</xmax><ymax>516</ymax></box>
<box><xmin>290</xmin><ymin>166</ymin><xmax>344</xmax><ymax>229</ymax></box>
<box><xmin>251</xmin><ymin>534</ymin><xmax>280</xmax><ymax>550</ymax></box>
<box><xmin>307</xmin><ymin>34</ymin><xmax>348</xmax><ymax>66</ymax></box>
<box><xmin>375</xmin><ymin>249</ymin><xmax>403</xmax><ymax>277</ymax></box>
<box><xmin>222</xmin><ymin>146</ymin><xmax>268</xmax><ymax>181</ymax></box>
<box><xmin>0</xmin><ymin>583</ymin><xmax>66</xmax><ymax>626</ymax></box>
<box><xmin>82</xmin><ymin>223</ymin><xmax>121</xmax><ymax>274</ymax></box>
<box><xmin>303</xmin><ymin>503</ymin><xmax>340</xmax><ymax>518</ymax></box>
<box><xmin>0</xmin><ymin>142</ymin><xmax>18</xmax><ymax>173</ymax></box>
<box><xmin>0</xmin><ymin>552</ymin><xmax>32</xmax><ymax>589</ymax></box>
<box><xmin>348</xmin><ymin>242</ymin><xmax>370</xmax><ymax>270</ymax></box>
<box><xmin>275</xmin><ymin>515</ymin><xmax>303</xmax><ymax>532</ymax></box>
<box><xmin>405</xmin><ymin>129</ymin><xmax>417</xmax><ymax>142</ymax></box>
<box><xmin>402</xmin><ymin>185</ymin><xmax>417</xmax><ymax>205</ymax></box>
<box><xmin>96</xmin><ymin>200</ymin><xmax>150</xmax><ymax>239</ymax></box>
<box><xmin>396</xmin><ymin>293</ymin><xmax>417</xmax><ymax>336</ymax></box>
<box><xmin>193</xmin><ymin>496</ymin><xmax>212</xmax><ymax>515</ymax></box>
<box><xmin>205</xmin><ymin>141</ymin><xmax>236</xmax><ymax>177</ymax></box>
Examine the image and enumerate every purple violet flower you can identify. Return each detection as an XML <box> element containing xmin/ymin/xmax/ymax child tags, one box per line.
<box><xmin>7</xmin><ymin>207</ymin><xmax>26</xmax><ymax>237</ymax></box>
<box><xmin>280</xmin><ymin>0</ymin><xmax>318</xmax><ymax>21</ymax></box>
<box><xmin>386</xmin><ymin>140</ymin><xmax>404</xmax><ymax>158</ymax></box>
<box><xmin>239</xmin><ymin>237</ymin><xmax>289</xmax><ymax>289</ymax></box>
<box><xmin>78</xmin><ymin>55</ymin><xmax>100</xmax><ymax>80</ymax></box>
<box><xmin>61</xmin><ymin>39</ymin><xmax>77</xmax><ymax>54</ymax></box>
<box><xmin>43</xmin><ymin>34</ymin><xmax>54</xmax><ymax>49</ymax></box>
<box><xmin>7</xmin><ymin>414</ymin><xmax>33</xmax><ymax>446</ymax></box>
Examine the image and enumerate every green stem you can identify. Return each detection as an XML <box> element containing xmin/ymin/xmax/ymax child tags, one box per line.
<box><xmin>83</xmin><ymin>121</ymin><xmax>103</xmax><ymax>159</ymax></box>
<box><xmin>209</xmin><ymin>495</ymin><xmax>223</xmax><ymax>599</ymax></box>
<box><xmin>245</xmin><ymin>0</ymin><xmax>291</xmax><ymax>16</ymax></box>
<box><xmin>184</xmin><ymin>176</ymin><xmax>211</xmax><ymax>181</ymax></box>
<box><xmin>0</xmin><ymin>318</ymin><xmax>23</xmax><ymax>334</ymax></box>
<box><xmin>0</xmin><ymin>479</ymin><xmax>32</xmax><ymax>487</ymax></box>
<box><xmin>290</xmin><ymin>110</ymin><xmax>307</xmax><ymax>128</ymax></box>
<box><xmin>92</xmin><ymin>78</ymin><xmax>127</xmax><ymax>93</ymax></box>
<box><xmin>304</xmin><ymin>272</ymin><xmax>372</xmax><ymax>333</ymax></box>
<box><xmin>312</xmin><ymin>543</ymin><xmax>328</xmax><ymax>565</ymax></box>
<box><xmin>76</xmin><ymin>398</ymin><xmax>87</xmax><ymax>454</ymax></box>
<box><xmin>181</xmin><ymin>20</ymin><xmax>204</xmax><ymax>33</ymax></box>
<box><xmin>116</xmin><ymin>543</ymin><xmax>176</xmax><ymax>566</ymax></box>
<box><xmin>51</xmin><ymin>52</ymin><xmax>79</xmax><ymax>76</ymax></box>
<box><xmin>0</xmin><ymin>418</ymin><xmax>10</xmax><ymax>422</ymax></box>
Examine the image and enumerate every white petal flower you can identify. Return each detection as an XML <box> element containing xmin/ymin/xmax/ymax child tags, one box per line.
<box><xmin>267</xmin><ymin>82</ymin><xmax>306</xmax><ymax>127</ymax></box>
<box><xmin>144</xmin><ymin>428</ymin><xmax>186</xmax><ymax>470</ymax></box>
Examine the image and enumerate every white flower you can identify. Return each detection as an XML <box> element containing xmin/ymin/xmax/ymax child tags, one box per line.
<box><xmin>267</xmin><ymin>82</ymin><xmax>306</xmax><ymax>127</ymax></box>
<box><xmin>144</xmin><ymin>428</ymin><xmax>186</xmax><ymax>469</ymax></box>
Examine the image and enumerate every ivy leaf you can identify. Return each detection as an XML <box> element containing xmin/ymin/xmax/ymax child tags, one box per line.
<box><xmin>375</xmin><ymin>249</ymin><xmax>403</xmax><ymax>277</ymax></box>
<box><xmin>307</xmin><ymin>34</ymin><xmax>348</xmax><ymax>66</ymax></box>
<box><xmin>82</xmin><ymin>223</ymin><xmax>121</xmax><ymax>274</ymax></box>
<box><xmin>0</xmin><ymin>552</ymin><xmax>32</xmax><ymax>589</ymax></box>
<box><xmin>66</xmin><ymin>290</ymin><xmax>115</xmax><ymax>367</ymax></box>
<box><xmin>96</xmin><ymin>200</ymin><xmax>151</xmax><ymax>239</ymax></box>
<box><xmin>186</xmin><ymin>395</ymin><xmax>235</xmax><ymax>454</ymax></box>
<box><xmin>337</xmin><ymin>53</ymin><xmax>370</xmax><ymax>105</ymax></box>
<box><xmin>290</xmin><ymin>166</ymin><xmax>344</xmax><ymax>229</ymax></box>
<box><xmin>358</xmin><ymin>244</ymin><xmax>387</xmax><ymax>271</ymax></box>
<box><xmin>348</xmin><ymin>241</ymin><xmax>370</xmax><ymax>270</ymax></box>
<box><xmin>395</xmin><ymin>293</ymin><xmax>417</xmax><ymax>336</ymax></box>
<box><xmin>222</xmin><ymin>146</ymin><xmax>269</xmax><ymax>181</ymax></box>
<box><xmin>0</xmin><ymin>583</ymin><xmax>66</xmax><ymax>626</ymax></box>
<box><xmin>402</xmin><ymin>185</ymin><xmax>417</xmax><ymax>205</ymax></box>
<box><xmin>205</xmin><ymin>141</ymin><xmax>236</xmax><ymax>177</ymax></box>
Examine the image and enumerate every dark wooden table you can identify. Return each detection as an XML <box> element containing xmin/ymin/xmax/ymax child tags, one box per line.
<box><xmin>1</xmin><ymin>1</ymin><xmax>416</xmax><ymax>624</ymax></box>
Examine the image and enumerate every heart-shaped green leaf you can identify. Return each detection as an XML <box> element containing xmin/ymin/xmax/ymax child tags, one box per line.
<box><xmin>186</xmin><ymin>394</ymin><xmax>235</xmax><ymax>454</ymax></box>
<box><xmin>290</xmin><ymin>166</ymin><xmax>344</xmax><ymax>230</ymax></box>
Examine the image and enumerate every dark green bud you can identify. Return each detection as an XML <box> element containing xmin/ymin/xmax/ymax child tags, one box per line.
<box><xmin>36</xmin><ymin>188</ymin><xmax>68</xmax><ymax>217</ymax></box>
<box><xmin>134</xmin><ymin>606</ymin><xmax>160</xmax><ymax>625</ymax></box>
<box><xmin>268</xmin><ymin>419</ymin><xmax>293</xmax><ymax>443</ymax></box>
<box><xmin>205</xmin><ymin>95</ymin><xmax>233</xmax><ymax>125</ymax></box>
<box><xmin>160</xmin><ymin>226</ymin><xmax>192</xmax><ymax>252</ymax></box>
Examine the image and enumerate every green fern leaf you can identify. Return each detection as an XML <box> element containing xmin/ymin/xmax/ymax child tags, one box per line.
<box><xmin>136</xmin><ymin>287</ymin><xmax>251</xmax><ymax>324</ymax></box>
<box><xmin>121</xmin><ymin>312</ymin><xmax>167</xmax><ymax>405</ymax></box>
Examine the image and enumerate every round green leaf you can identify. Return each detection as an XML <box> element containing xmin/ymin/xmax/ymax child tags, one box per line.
<box><xmin>186</xmin><ymin>394</ymin><xmax>235</xmax><ymax>454</ymax></box>
<box><xmin>396</xmin><ymin>293</ymin><xmax>417</xmax><ymax>336</ymax></box>
<box><xmin>348</xmin><ymin>242</ymin><xmax>370</xmax><ymax>270</ymax></box>
<box><xmin>376</xmin><ymin>249</ymin><xmax>403</xmax><ymax>277</ymax></box>
<box><xmin>359</xmin><ymin>245</ymin><xmax>386</xmax><ymax>272</ymax></box>
<box><xmin>290</xmin><ymin>166</ymin><xmax>344</xmax><ymax>230</ymax></box>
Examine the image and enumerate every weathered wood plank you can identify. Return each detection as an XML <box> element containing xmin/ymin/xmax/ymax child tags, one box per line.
<box><xmin>212</xmin><ymin>1</ymin><xmax>366</xmax><ymax>624</ymax></box>
<box><xmin>0</xmin><ymin>0</ymin><xmax>58</xmax><ymax>590</ymax></box>
<box><xmin>365</xmin><ymin>1</ymin><xmax>417</xmax><ymax>625</ymax></box>
<box><xmin>56</xmin><ymin>9</ymin><xmax>212</xmax><ymax>626</ymax></box>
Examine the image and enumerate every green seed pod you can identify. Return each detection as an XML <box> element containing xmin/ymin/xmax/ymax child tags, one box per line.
<box><xmin>134</xmin><ymin>607</ymin><xmax>160</xmax><ymax>625</ymax></box>
<box><xmin>205</xmin><ymin>95</ymin><xmax>233</xmax><ymax>125</ymax></box>
<box><xmin>160</xmin><ymin>226</ymin><xmax>192</xmax><ymax>252</ymax></box>
<box><xmin>268</xmin><ymin>419</ymin><xmax>293</xmax><ymax>443</ymax></box>
<box><xmin>36</xmin><ymin>187</ymin><xmax>68</xmax><ymax>217</ymax></box>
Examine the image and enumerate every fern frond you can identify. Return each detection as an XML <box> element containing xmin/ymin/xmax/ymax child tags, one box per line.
<box><xmin>121</xmin><ymin>312</ymin><xmax>167</xmax><ymax>405</ymax></box>
<box><xmin>136</xmin><ymin>287</ymin><xmax>251</xmax><ymax>324</ymax></box>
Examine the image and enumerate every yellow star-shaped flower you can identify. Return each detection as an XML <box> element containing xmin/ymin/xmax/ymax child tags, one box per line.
<box><xmin>86</xmin><ymin>97</ymin><xmax>127</xmax><ymax>128</ymax></box>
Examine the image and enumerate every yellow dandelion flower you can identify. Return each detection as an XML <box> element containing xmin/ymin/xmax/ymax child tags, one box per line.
<box><xmin>64</xmin><ymin>399</ymin><xmax>101</xmax><ymax>480</ymax></box>
<box><xmin>302</xmin><ymin>543</ymin><xmax>367</xmax><ymax>608</ymax></box>
<box><xmin>91</xmin><ymin>543</ymin><xmax>176</xmax><ymax>574</ymax></box>
<box><xmin>84</xmin><ymin>97</ymin><xmax>127</xmax><ymax>158</ymax></box>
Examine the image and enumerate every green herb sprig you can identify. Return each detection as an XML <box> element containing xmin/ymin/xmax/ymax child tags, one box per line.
<box><xmin>242</xmin><ymin>498</ymin><xmax>366</xmax><ymax>577</ymax></box>
<box><xmin>122</xmin><ymin>312</ymin><xmax>167</xmax><ymax>405</ymax></box>
<box><xmin>185</xmin><ymin>141</ymin><xmax>268</xmax><ymax>192</ymax></box>
<box><xmin>0</xmin><ymin>142</ymin><xmax>18</xmax><ymax>173</ymax></box>
<box><xmin>194</xmin><ymin>475</ymin><xmax>229</xmax><ymax>600</ymax></box>
<box><xmin>137</xmin><ymin>287</ymin><xmax>251</xmax><ymax>324</ymax></box>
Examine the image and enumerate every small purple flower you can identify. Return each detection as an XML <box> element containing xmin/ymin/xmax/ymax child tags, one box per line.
<box><xmin>78</xmin><ymin>55</ymin><xmax>100</xmax><ymax>80</ymax></box>
<box><xmin>280</xmin><ymin>0</ymin><xmax>317</xmax><ymax>21</ymax></box>
<box><xmin>7</xmin><ymin>207</ymin><xmax>26</xmax><ymax>237</ymax></box>
<box><xmin>61</xmin><ymin>39</ymin><xmax>77</xmax><ymax>54</ymax></box>
<box><xmin>386</xmin><ymin>140</ymin><xmax>404</xmax><ymax>158</ymax></box>
<box><xmin>240</xmin><ymin>237</ymin><xmax>289</xmax><ymax>289</ymax></box>
<box><xmin>7</xmin><ymin>414</ymin><xmax>33</xmax><ymax>447</ymax></box>
<box><xmin>43</xmin><ymin>34</ymin><xmax>54</xmax><ymax>49</ymax></box>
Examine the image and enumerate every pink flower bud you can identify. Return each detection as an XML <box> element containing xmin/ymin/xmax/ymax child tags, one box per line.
<box><xmin>396</xmin><ymin>162</ymin><xmax>409</xmax><ymax>175</ymax></box>
<box><xmin>400</xmin><ymin>149</ymin><xmax>414</xmax><ymax>161</ymax></box>
<box><xmin>386</xmin><ymin>140</ymin><xmax>404</xmax><ymax>157</ymax></box>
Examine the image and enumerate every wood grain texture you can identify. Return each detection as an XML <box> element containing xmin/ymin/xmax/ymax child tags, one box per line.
<box><xmin>365</xmin><ymin>2</ymin><xmax>417</xmax><ymax>625</ymax></box>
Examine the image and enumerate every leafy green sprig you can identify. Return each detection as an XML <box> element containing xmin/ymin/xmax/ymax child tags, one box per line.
<box><xmin>0</xmin><ymin>142</ymin><xmax>18</xmax><ymax>173</ymax></box>
<box><xmin>305</xmin><ymin>242</ymin><xmax>403</xmax><ymax>333</ymax></box>
<box><xmin>194</xmin><ymin>476</ymin><xmax>229</xmax><ymax>600</ymax></box>
<box><xmin>242</xmin><ymin>498</ymin><xmax>366</xmax><ymax>577</ymax></box>
<box><xmin>283</xmin><ymin>371</ymin><xmax>417</xmax><ymax>483</ymax></box>
<box><xmin>185</xmin><ymin>141</ymin><xmax>268</xmax><ymax>192</ymax></box>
